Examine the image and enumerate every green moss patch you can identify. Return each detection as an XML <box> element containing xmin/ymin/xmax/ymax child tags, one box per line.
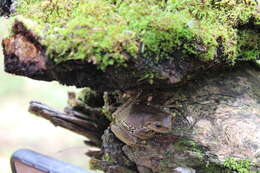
<box><xmin>14</xmin><ymin>0</ymin><xmax>259</xmax><ymax>69</ymax></box>
<box><xmin>224</xmin><ymin>157</ymin><xmax>256</xmax><ymax>173</ymax></box>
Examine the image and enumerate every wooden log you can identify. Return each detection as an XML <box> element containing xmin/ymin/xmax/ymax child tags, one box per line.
<box><xmin>29</xmin><ymin>101</ymin><xmax>105</xmax><ymax>147</ymax></box>
<box><xmin>94</xmin><ymin>65</ymin><xmax>260</xmax><ymax>173</ymax></box>
<box><xmin>2</xmin><ymin>20</ymin><xmax>219</xmax><ymax>92</ymax></box>
<box><xmin>2</xmin><ymin>1</ymin><xmax>259</xmax><ymax>172</ymax></box>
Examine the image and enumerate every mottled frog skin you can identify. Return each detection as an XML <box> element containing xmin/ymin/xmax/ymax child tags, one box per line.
<box><xmin>111</xmin><ymin>100</ymin><xmax>172</xmax><ymax>146</ymax></box>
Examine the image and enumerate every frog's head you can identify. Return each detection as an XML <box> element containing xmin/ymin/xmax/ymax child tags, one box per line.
<box><xmin>145</xmin><ymin>111</ymin><xmax>172</xmax><ymax>133</ymax></box>
<box><xmin>129</xmin><ymin>104</ymin><xmax>172</xmax><ymax>133</ymax></box>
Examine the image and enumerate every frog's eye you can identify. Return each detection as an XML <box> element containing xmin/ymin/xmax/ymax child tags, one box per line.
<box><xmin>154</xmin><ymin>122</ymin><xmax>162</xmax><ymax>128</ymax></box>
<box><xmin>147</xmin><ymin>120</ymin><xmax>171</xmax><ymax>133</ymax></box>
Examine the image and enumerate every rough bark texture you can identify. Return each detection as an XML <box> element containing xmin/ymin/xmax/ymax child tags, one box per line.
<box><xmin>25</xmin><ymin>64</ymin><xmax>260</xmax><ymax>173</ymax></box>
<box><xmin>28</xmin><ymin>93</ymin><xmax>110</xmax><ymax>148</ymax></box>
<box><xmin>2</xmin><ymin>10</ymin><xmax>260</xmax><ymax>173</ymax></box>
<box><xmin>89</xmin><ymin>65</ymin><xmax>260</xmax><ymax>173</ymax></box>
<box><xmin>2</xmin><ymin>21</ymin><xmax>221</xmax><ymax>92</ymax></box>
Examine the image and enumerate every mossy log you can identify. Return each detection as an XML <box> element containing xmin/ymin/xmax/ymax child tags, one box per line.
<box><xmin>2</xmin><ymin>0</ymin><xmax>260</xmax><ymax>173</ymax></box>
<box><xmin>94</xmin><ymin>65</ymin><xmax>259</xmax><ymax>173</ymax></box>
<box><xmin>113</xmin><ymin>65</ymin><xmax>260</xmax><ymax>173</ymax></box>
<box><xmin>2</xmin><ymin>0</ymin><xmax>259</xmax><ymax>91</ymax></box>
<box><xmin>24</xmin><ymin>64</ymin><xmax>260</xmax><ymax>173</ymax></box>
<box><xmin>3</xmin><ymin>20</ymin><xmax>218</xmax><ymax>92</ymax></box>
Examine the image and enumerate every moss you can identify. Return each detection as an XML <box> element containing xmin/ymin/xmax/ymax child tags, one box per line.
<box><xmin>173</xmin><ymin>138</ymin><xmax>205</xmax><ymax>157</ymax></box>
<box><xmin>223</xmin><ymin>158</ymin><xmax>256</xmax><ymax>173</ymax></box>
<box><xmin>89</xmin><ymin>158</ymin><xmax>103</xmax><ymax>170</ymax></box>
<box><xmin>198</xmin><ymin>160</ymin><xmax>256</xmax><ymax>173</ymax></box>
<box><xmin>198</xmin><ymin>163</ymin><xmax>230</xmax><ymax>173</ymax></box>
<box><xmin>170</xmin><ymin>138</ymin><xmax>258</xmax><ymax>173</ymax></box>
<box><xmin>199</xmin><ymin>158</ymin><xmax>257</xmax><ymax>173</ymax></box>
<box><xmin>13</xmin><ymin>0</ymin><xmax>259</xmax><ymax>69</ymax></box>
<box><xmin>78</xmin><ymin>88</ymin><xmax>104</xmax><ymax>107</ymax></box>
<box><xmin>237</xmin><ymin>29</ymin><xmax>260</xmax><ymax>61</ymax></box>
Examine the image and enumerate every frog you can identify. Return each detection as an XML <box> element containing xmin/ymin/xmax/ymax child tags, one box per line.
<box><xmin>111</xmin><ymin>98</ymin><xmax>172</xmax><ymax>146</ymax></box>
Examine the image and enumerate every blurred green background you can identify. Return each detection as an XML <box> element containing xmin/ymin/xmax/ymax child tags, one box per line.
<box><xmin>0</xmin><ymin>17</ymin><xmax>93</xmax><ymax>172</ymax></box>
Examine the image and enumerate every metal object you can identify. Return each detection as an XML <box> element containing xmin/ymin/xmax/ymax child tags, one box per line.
<box><xmin>11</xmin><ymin>149</ymin><xmax>94</xmax><ymax>173</ymax></box>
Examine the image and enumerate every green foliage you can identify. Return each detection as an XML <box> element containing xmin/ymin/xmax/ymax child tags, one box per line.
<box><xmin>237</xmin><ymin>29</ymin><xmax>260</xmax><ymax>61</ymax></box>
<box><xmin>199</xmin><ymin>163</ymin><xmax>230</xmax><ymax>173</ymax></box>
<box><xmin>78</xmin><ymin>88</ymin><xmax>104</xmax><ymax>107</ymax></box>
<box><xmin>13</xmin><ymin>0</ymin><xmax>259</xmax><ymax>69</ymax></box>
<box><xmin>224</xmin><ymin>158</ymin><xmax>256</xmax><ymax>173</ymax></box>
<box><xmin>173</xmin><ymin>138</ymin><xmax>205</xmax><ymax>158</ymax></box>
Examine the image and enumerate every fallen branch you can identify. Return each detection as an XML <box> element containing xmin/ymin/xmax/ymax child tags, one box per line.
<box><xmin>29</xmin><ymin>101</ymin><xmax>104</xmax><ymax>147</ymax></box>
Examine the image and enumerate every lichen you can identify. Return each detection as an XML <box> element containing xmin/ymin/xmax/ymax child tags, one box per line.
<box><xmin>13</xmin><ymin>0</ymin><xmax>259</xmax><ymax>69</ymax></box>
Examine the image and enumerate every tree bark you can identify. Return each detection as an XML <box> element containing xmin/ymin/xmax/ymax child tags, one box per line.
<box><xmin>25</xmin><ymin>64</ymin><xmax>260</xmax><ymax>173</ymax></box>
<box><xmin>92</xmin><ymin>65</ymin><xmax>260</xmax><ymax>173</ymax></box>
<box><xmin>2</xmin><ymin>16</ymin><xmax>260</xmax><ymax>173</ymax></box>
<box><xmin>29</xmin><ymin>101</ymin><xmax>106</xmax><ymax>147</ymax></box>
<box><xmin>2</xmin><ymin>20</ymin><xmax>220</xmax><ymax>92</ymax></box>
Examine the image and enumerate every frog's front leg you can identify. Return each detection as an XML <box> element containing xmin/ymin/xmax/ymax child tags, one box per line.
<box><xmin>111</xmin><ymin>123</ymin><xmax>139</xmax><ymax>146</ymax></box>
<box><xmin>133</xmin><ymin>128</ymin><xmax>156</xmax><ymax>140</ymax></box>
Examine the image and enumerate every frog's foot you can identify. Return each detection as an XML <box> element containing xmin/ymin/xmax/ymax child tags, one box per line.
<box><xmin>111</xmin><ymin>124</ymin><xmax>140</xmax><ymax>146</ymax></box>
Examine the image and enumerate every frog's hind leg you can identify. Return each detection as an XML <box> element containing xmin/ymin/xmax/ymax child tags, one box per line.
<box><xmin>111</xmin><ymin>124</ymin><xmax>138</xmax><ymax>146</ymax></box>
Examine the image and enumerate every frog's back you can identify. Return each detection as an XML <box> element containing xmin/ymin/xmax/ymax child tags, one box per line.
<box><xmin>116</xmin><ymin>103</ymin><xmax>167</xmax><ymax>128</ymax></box>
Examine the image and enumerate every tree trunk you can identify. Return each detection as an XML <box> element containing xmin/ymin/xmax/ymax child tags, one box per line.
<box><xmin>3</xmin><ymin>20</ymin><xmax>221</xmax><ymax>92</ymax></box>
<box><xmin>2</xmin><ymin>4</ymin><xmax>260</xmax><ymax>173</ymax></box>
<box><xmin>10</xmin><ymin>57</ymin><xmax>260</xmax><ymax>172</ymax></box>
<box><xmin>91</xmin><ymin>64</ymin><xmax>260</xmax><ymax>173</ymax></box>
